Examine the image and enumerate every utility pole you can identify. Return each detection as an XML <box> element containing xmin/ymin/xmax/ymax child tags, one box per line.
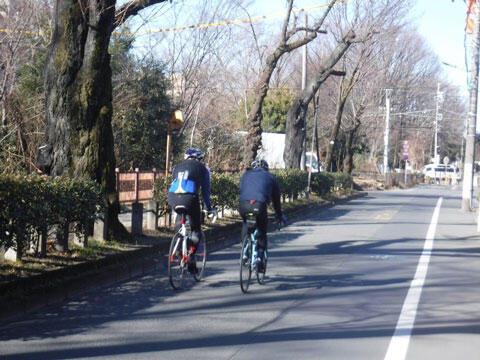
<box><xmin>307</xmin><ymin>95</ymin><xmax>318</xmax><ymax>198</ymax></box>
<box><xmin>462</xmin><ymin>0</ymin><xmax>480</xmax><ymax>211</ymax></box>
<box><xmin>383</xmin><ymin>89</ymin><xmax>392</xmax><ymax>182</ymax></box>
<box><xmin>301</xmin><ymin>12</ymin><xmax>308</xmax><ymax>171</ymax></box>
<box><xmin>434</xmin><ymin>83</ymin><xmax>443</xmax><ymax>164</ymax></box>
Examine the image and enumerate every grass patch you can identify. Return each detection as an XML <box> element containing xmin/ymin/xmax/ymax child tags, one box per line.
<box><xmin>0</xmin><ymin>239</ymin><xmax>131</xmax><ymax>285</ymax></box>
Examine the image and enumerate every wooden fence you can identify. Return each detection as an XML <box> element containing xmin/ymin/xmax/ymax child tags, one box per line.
<box><xmin>116</xmin><ymin>168</ymin><xmax>164</xmax><ymax>203</ymax></box>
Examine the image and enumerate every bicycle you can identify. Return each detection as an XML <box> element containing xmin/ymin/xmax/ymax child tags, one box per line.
<box><xmin>168</xmin><ymin>205</ymin><xmax>217</xmax><ymax>290</ymax></box>
<box><xmin>239</xmin><ymin>213</ymin><xmax>282</xmax><ymax>293</ymax></box>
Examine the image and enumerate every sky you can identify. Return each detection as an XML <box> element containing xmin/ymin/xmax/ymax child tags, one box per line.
<box><xmin>414</xmin><ymin>0</ymin><xmax>470</xmax><ymax>94</ymax></box>
<box><xmin>127</xmin><ymin>0</ymin><xmax>471</xmax><ymax>95</ymax></box>
<box><xmin>252</xmin><ymin>0</ymin><xmax>470</xmax><ymax>95</ymax></box>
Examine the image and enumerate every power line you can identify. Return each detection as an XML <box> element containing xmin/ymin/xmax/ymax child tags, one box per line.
<box><xmin>0</xmin><ymin>1</ymin><xmax>346</xmax><ymax>37</ymax></box>
<box><xmin>113</xmin><ymin>1</ymin><xmax>345</xmax><ymax>36</ymax></box>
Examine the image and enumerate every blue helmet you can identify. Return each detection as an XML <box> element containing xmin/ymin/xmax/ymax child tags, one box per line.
<box><xmin>184</xmin><ymin>147</ymin><xmax>205</xmax><ymax>161</ymax></box>
<box><xmin>251</xmin><ymin>159</ymin><xmax>269</xmax><ymax>170</ymax></box>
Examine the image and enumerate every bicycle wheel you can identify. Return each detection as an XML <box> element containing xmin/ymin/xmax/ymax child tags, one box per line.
<box><xmin>240</xmin><ymin>234</ymin><xmax>252</xmax><ymax>293</ymax></box>
<box><xmin>193</xmin><ymin>234</ymin><xmax>207</xmax><ymax>281</ymax></box>
<box><xmin>168</xmin><ymin>233</ymin><xmax>185</xmax><ymax>290</ymax></box>
<box><xmin>257</xmin><ymin>245</ymin><xmax>267</xmax><ymax>285</ymax></box>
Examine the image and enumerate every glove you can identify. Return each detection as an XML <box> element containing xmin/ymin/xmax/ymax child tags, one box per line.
<box><xmin>208</xmin><ymin>207</ymin><xmax>218</xmax><ymax>222</ymax></box>
<box><xmin>277</xmin><ymin>214</ymin><xmax>287</xmax><ymax>225</ymax></box>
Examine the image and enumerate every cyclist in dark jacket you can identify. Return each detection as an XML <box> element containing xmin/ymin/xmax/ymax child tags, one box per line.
<box><xmin>239</xmin><ymin>159</ymin><xmax>286</xmax><ymax>271</ymax></box>
<box><xmin>168</xmin><ymin>148</ymin><xmax>213</xmax><ymax>273</ymax></box>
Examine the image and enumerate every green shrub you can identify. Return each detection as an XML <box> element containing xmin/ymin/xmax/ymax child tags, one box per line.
<box><xmin>153</xmin><ymin>169</ymin><xmax>349</xmax><ymax>216</ymax></box>
<box><xmin>0</xmin><ymin>175</ymin><xmax>103</xmax><ymax>260</ymax></box>
<box><xmin>210</xmin><ymin>172</ymin><xmax>240</xmax><ymax>210</ymax></box>
<box><xmin>331</xmin><ymin>172</ymin><xmax>353</xmax><ymax>191</ymax></box>
<box><xmin>310</xmin><ymin>172</ymin><xmax>335</xmax><ymax>195</ymax></box>
<box><xmin>273</xmin><ymin>169</ymin><xmax>308</xmax><ymax>199</ymax></box>
<box><xmin>153</xmin><ymin>174</ymin><xmax>172</xmax><ymax>215</ymax></box>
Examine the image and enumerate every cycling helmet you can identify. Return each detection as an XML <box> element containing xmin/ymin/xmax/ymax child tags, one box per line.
<box><xmin>251</xmin><ymin>159</ymin><xmax>269</xmax><ymax>169</ymax></box>
<box><xmin>184</xmin><ymin>147</ymin><xmax>205</xmax><ymax>161</ymax></box>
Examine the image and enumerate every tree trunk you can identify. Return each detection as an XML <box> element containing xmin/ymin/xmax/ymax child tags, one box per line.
<box><xmin>284</xmin><ymin>31</ymin><xmax>354</xmax><ymax>169</ymax></box>
<box><xmin>343</xmin><ymin>125</ymin><xmax>357</xmax><ymax>174</ymax></box>
<box><xmin>325</xmin><ymin>92</ymin><xmax>346</xmax><ymax>171</ymax></box>
<box><xmin>39</xmin><ymin>0</ymin><xmax>127</xmax><ymax>241</ymax></box>
<box><xmin>343</xmin><ymin>104</ymin><xmax>364</xmax><ymax>174</ymax></box>
<box><xmin>243</xmin><ymin>64</ymin><xmax>276</xmax><ymax>168</ymax></box>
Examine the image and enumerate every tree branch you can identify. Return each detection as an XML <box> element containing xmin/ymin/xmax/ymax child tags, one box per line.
<box><xmin>114</xmin><ymin>0</ymin><xmax>169</xmax><ymax>29</ymax></box>
<box><xmin>281</xmin><ymin>0</ymin><xmax>294</xmax><ymax>44</ymax></box>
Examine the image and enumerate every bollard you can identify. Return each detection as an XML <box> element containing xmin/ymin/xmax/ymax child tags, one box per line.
<box><xmin>131</xmin><ymin>202</ymin><xmax>143</xmax><ymax>237</ymax></box>
<box><xmin>146</xmin><ymin>200</ymin><xmax>158</xmax><ymax>230</ymax></box>
<box><xmin>93</xmin><ymin>213</ymin><xmax>108</xmax><ymax>242</ymax></box>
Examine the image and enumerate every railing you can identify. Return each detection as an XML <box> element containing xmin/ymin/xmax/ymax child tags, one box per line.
<box><xmin>115</xmin><ymin>168</ymin><xmax>164</xmax><ymax>203</ymax></box>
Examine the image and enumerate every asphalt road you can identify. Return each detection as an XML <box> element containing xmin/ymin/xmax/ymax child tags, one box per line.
<box><xmin>1</xmin><ymin>185</ymin><xmax>479</xmax><ymax>360</ymax></box>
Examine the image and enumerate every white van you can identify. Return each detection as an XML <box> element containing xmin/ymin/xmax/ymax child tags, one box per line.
<box><xmin>423</xmin><ymin>164</ymin><xmax>460</xmax><ymax>183</ymax></box>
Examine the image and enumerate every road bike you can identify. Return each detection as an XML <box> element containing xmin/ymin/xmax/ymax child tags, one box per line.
<box><xmin>239</xmin><ymin>214</ymin><xmax>282</xmax><ymax>293</ymax></box>
<box><xmin>168</xmin><ymin>205</ymin><xmax>217</xmax><ymax>290</ymax></box>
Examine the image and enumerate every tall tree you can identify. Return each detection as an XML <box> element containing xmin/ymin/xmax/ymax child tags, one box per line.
<box><xmin>284</xmin><ymin>31</ymin><xmax>354</xmax><ymax>169</ymax></box>
<box><xmin>243</xmin><ymin>0</ymin><xmax>336</xmax><ymax>167</ymax></box>
<box><xmin>324</xmin><ymin>51</ymin><xmax>364</xmax><ymax>171</ymax></box>
<box><xmin>38</xmin><ymin>0</ymin><xmax>169</xmax><ymax>240</ymax></box>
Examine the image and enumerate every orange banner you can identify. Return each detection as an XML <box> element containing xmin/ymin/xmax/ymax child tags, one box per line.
<box><xmin>467</xmin><ymin>0</ymin><xmax>476</xmax><ymax>34</ymax></box>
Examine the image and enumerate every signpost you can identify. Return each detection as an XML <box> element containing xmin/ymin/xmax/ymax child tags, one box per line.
<box><xmin>402</xmin><ymin>140</ymin><xmax>409</xmax><ymax>184</ymax></box>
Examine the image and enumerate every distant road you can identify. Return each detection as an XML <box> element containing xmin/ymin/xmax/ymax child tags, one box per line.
<box><xmin>1</xmin><ymin>184</ymin><xmax>479</xmax><ymax>360</ymax></box>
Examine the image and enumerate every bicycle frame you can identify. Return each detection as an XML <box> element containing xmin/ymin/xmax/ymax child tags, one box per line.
<box><xmin>168</xmin><ymin>206</ymin><xmax>213</xmax><ymax>290</ymax></box>
<box><xmin>240</xmin><ymin>215</ymin><xmax>267</xmax><ymax>293</ymax></box>
<box><xmin>170</xmin><ymin>214</ymin><xmax>189</xmax><ymax>266</ymax></box>
<box><xmin>243</xmin><ymin>229</ymin><xmax>261</xmax><ymax>271</ymax></box>
<box><xmin>243</xmin><ymin>229</ymin><xmax>258</xmax><ymax>270</ymax></box>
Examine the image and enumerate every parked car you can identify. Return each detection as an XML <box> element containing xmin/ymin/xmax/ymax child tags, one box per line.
<box><xmin>423</xmin><ymin>164</ymin><xmax>461</xmax><ymax>183</ymax></box>
<box><xmin>305</xmin><ymin>152</ymin><xmax>325</xmax><ymax>172</ymax></box>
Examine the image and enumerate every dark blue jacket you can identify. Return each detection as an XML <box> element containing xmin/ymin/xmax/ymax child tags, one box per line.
<box><xmin>168</xmin><ymin>159</ymin><xmax>211</xmax><ymax>209</ymax></box>
<box><xmin>239</xmin><ymin>168</ymin><xmax>282</xmax><ymax>216</ymax></box>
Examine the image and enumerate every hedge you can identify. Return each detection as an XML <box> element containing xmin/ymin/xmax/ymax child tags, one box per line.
<box><xmin>0</xmin><ymin>175</ymin><xmax>103</xmax><ymax>261</ymax></box>
<box><xmin>2</xmin><ymin>170</ymin><xmax>353</xmax><ymax>261</ymax></box>
<box><xmin>155</xmin><ymin>170</ymin><xmax>353</xmax><ymax>212</ymax></box>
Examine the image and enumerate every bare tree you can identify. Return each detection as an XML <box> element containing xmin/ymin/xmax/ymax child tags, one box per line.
<box><xmin>0</xmin><ymin>0</ymin><xmax>53</xmax><ymax>173</ymax></box>
<box><xmin>284</xmin><ymin>31</ymin><xmax>354</xmax><ymax>169</ymax></box>
<box><xmin>294</xmin><ymin>0</ymin><xmax>416</xmax><ymax>171</ymax></box>
<box><xmin>242</xmin><ymin>0</ymin><xmax>336</xmax><ymax>167</ymax></box>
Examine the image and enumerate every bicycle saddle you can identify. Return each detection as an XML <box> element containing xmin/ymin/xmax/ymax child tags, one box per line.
<box><xmin>174</xmin><ymin>205</ymin><xmax>189</xmax><ymax>215</ymax></box>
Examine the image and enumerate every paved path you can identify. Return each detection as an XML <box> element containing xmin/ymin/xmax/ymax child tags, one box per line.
<box><xmin>1</xmin><ymin>185</ymin><xmax>479</xmax><ymax>359</ymax></box>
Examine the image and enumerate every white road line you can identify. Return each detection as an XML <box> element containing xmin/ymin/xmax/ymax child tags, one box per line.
<box><xmin>384</xmin><ymin>197</ymin><xmax>443</xmax><ymax>360</ymax></box>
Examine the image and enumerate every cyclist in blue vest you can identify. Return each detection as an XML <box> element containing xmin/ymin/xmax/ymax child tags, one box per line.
<box><xmin>168</xmin><ymin>147</ymin><xmax>213</xmax><ymax>273</ymax></box>
<box><xmin>239</xmin><ymin>159</ymin><xmax>286</xmax><ymax>272</ymax></box>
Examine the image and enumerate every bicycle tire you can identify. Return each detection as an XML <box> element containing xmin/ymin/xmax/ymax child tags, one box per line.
<box><xmin>257</xmin><ymin>244</ymin><xmax>267</xmax><ymax>285</ymax></box>
<box><xmin>240</xmin><ymin>234</ymin><xmax>252</xmax><ymax>293</ymax></box>
<box><xmin>168</xmin><ymin>233</ymin><xmax>185</xmax><ymax>290</ymax></box>
<box><xmin>193</xmin><ymin>233</ymin><xmax>207</xmax><ymax>281</ymax></box>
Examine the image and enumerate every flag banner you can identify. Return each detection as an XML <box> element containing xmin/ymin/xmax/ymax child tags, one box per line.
<box><xmin>466</xmin><ymin>0</ymin><xmax>476</xmax><ymax>34</ymax></box>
